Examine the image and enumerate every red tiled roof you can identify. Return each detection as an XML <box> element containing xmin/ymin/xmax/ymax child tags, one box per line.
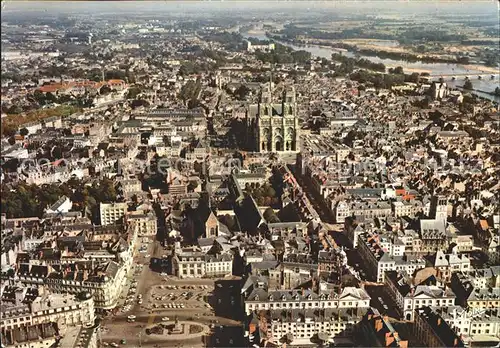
<box><xmin>37</xmin><ymin>79</ymin><xmax>126</xmax><ymax>94</ymax></box>
<box><xmin>108</xmin><ymin>79</ymin><xmax>125</xmax><ymax>84</ymax></box>
<box><xmin>39</xmin><ymin>84</ymin><xmax>64</xmax><ymax>93</ymax></box>
<box><xmin>479</xmin><ymin>220</ymin><xmax>489</xmax><ymax>230</ymax></box>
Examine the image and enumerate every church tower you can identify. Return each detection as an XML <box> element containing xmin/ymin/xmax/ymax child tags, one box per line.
<box><xmin>255</xmin><ymin>85</ymin><xmax>299</xmax><ymax>153</ymax></box>
<box><xmin>430</xmin><ymin>195</ymin><xmax>448</xmax><ymax>226</ymax></box>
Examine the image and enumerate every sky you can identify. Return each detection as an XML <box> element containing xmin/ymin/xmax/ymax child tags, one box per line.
<box><xmin>2</xmin><ymin>0</ymin><xmax>497</xmax><ymax>15</ymax></box>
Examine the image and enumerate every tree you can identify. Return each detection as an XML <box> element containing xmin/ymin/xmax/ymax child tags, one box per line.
<box><xmin>19</xmin><ymin>128</ymin><xmax>29</xmax><ymax>136</ymax></box>
<box><xmin>233</xmin><ymin>85</ymin><xmax>250</xmax><ymax>101</ymax></box>
<box><xmin>2</xmin><ymin>123</ymin><xmax>17</xmax><ymax>137</ymax></box>
<box><xmin>6</xmin><ymin>105</ymin><xmax>22</xmax><ymax>114</ymax></box>
<box><xmin>130</xmin><ymin>99</ymin><xmax>150</xmax><ymax>109</ymax></box>
<box><xmin>407</xmin><ymin>72</ymin><xmax>420</xmax><ymax>83</ymax></box>
<box><xmin>392</xmin><ymin>66</ymin><xmax>404</xmax><ymax>75</ymax></box>
<box><xmin>100</xmin><ymin>85</ymin><xmax>112</xmax><ymax>95</ymax></box>
<box><xmin>263</xmin><ymin>185</ymin><xmax>276</xmax><ymax>198</ymax></box>
<box><xmin>105</xmin><ymin>70</ymin><xmax>127</xmax><ymax>80</ymax></box>
<box><xmin>179</xmin><ymin>62</ymin><xmax>200</xmax><ymax>76</ymax></box>
<box><xmin>45</xmin><ymin>92</ymin><xmax>58</xmax><ymax>103</ymax></box>
<box><xmin>373</xmin><ymin>74</ymin><xmax>384</xmax><ymax>89</ymax></box>
<box><xmin>187</xmin><ymin>180</ymin><xmax>198</xmax><ymax>192</ymax></box>
<box><xmin>127</xmin><ymin>87</ymin><xmax>141</xmax><ymax>99</ymax></box>
<box><xmin>33</xmin><ymin>90</ymin><xmax>46</xmax><ymax>105</ymax></box>
<box><xmin>224</xmin><ymin>215</ymin><xmax>236</xmax><ymax>230</ymax></box>
<box><xmin>463</xmin><ymin>79</ymin><xmax>473</xmax><ymax>90</ymax></box>
<box><xmin>459</xmin><ymin>102</ymin><xmax>474</xmax><ymax>114</ymax></box>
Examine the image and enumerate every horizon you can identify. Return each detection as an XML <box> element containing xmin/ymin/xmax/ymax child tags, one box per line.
<box><xmin>2</xmin><ymin>0</ymin><xmax>497</xmax><ymax>14</ymax></box>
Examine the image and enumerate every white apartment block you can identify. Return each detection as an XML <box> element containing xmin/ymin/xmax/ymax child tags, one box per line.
<box><xmin>126</xmin><ymin>211</ymin><xmax>157</xmax><ymax>236</ymax></box>
<box><xmin>172</xmin><ymin>251</ymin><xmax>206</xmax><ymax>279</ymax></box>
<box><xmin>0</xmin><ymin>287</ymin><xmax>95</xmax><ymax>332</ymax></box>
<box><xmin>99</xmin><ymin>202</ymin><xmax>128</xmax><ymax>226</ymax></box>
<box><xmin>16</xmin><ymin>261</ymin><xmax>127</xmax><ymax>310</ymax></box>
<box><xmin>358</xmin><ymin>233</ymin><xmax>425</xmax><ymax>283</ymax></box>
<box><xmin>205</xmin><ymin>254</ymin><xmax>232</xmax><ymax>278</ymax></box>
<box><xmin>265</xmin><ymin>307</ymin><xmax>367</xmax><ymax>346</ymax></box>
<box><xmin>433</xmin><ymin>306</ymin><xmax>500</xmax><ymax>344</ymax></box>
<box><xmin>385</xmin><ymin>271</ymin><xmax>457</xmax><ymax>321</ymax></box>
<box><xmin>244</xmin><ymin>287</ymin><xmax>371</xmax><ymax>315</ymax></box>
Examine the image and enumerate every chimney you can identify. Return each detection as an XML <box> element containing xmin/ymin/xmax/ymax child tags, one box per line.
<box><xmin>375</xmin><ymin>318</ymin><xmax>383</xmax><ymax>332</ymax></box>
<box><xmin>453</xmin><ymin>338</ymin><xmax>458</xmax><ymax>346</ymax></box>
<box><xmin>437</xmin><ymin>318</ymin><xmax>442</xmax><ymax>326</ymax></box>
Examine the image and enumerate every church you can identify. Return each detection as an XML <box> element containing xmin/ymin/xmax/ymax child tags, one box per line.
<box><xmin>246</xmin><ymin>84</ymin><xmax>300</xmax><ymax>153</ymax></box>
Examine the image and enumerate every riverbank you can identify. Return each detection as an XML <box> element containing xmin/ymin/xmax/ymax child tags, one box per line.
<box><xmin>461</xmin><ymin>65</ymin><xmax>499</xmax><ymax>74</ymax></box>
<box><xmin>265</xmin><ymin>33</ymin><xmax>499</xmax><ymax>77</ymax></box>
<box><xmin>242</xmin><ymin>30</ymin><xmax>500</xmax><ymax>102</ymax></box>
<box><xmin>270</xmin><ymin>34</ymin><xmax>462</xmax><ymax>64</ymax></box>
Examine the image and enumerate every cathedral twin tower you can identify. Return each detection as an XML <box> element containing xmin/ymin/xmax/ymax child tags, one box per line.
<box><xmin>246</xmin><ymin>85</ymin><xmax>300</xmax><ymax>154</ymax></box>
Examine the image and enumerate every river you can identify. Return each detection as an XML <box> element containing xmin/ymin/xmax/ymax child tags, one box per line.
<box><xmin>242</xmin><ymin>31</ymin><xmax>499</xmax><ymax>103</ymax></box>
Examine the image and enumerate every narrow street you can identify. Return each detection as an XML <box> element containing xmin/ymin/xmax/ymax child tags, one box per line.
<box><xmin>288</xmin><ymin>164</ymin><xmax>336</xmax><ymax>224</ymax></box>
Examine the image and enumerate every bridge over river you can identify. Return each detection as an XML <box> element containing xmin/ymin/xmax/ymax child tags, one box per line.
<box><xmin>426</xmin><ymin>73</ymin><xmax>498</xmax><ymax>80</ymax></box>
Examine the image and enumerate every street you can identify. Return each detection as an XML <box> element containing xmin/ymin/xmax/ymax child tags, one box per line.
<box><xmin>288</xmin><ymin>164</ymin><xmax>336</xmax><ymax>224</ymax></box>
<box><xmin>364</xmin><ymin>285</ymin><xmax>402</xmax><ymax>320</ymax></box>
<box><xmin>100</xmin><ymin>237</ymin><xmax>241</xmax><ymax>347</ymax></box>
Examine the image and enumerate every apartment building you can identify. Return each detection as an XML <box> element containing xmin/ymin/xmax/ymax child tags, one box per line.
<box><xmin>1</xmin><ymin>286</ymin><xmax>94</xmax><ymax>340</ymax></box>
<box><xmin>205</xmin><ymin>254</ymin><xmax>233</xmax><ymax>278</ymax></box>
<box><xmin>335</xmin><ymin>200</ymin><xmax>392</xmax><ymax>224</ymax></box>
<box><xmin>451</xmin><ymin>272</ymin><xmax>500</xmax><ymax>310</ymax></box>
<box><xmin>172</xmin><ymin>250</ymin><xmax>206</xmax><ymax>279</ymax></box>
<box><xmin>358</xmin><ymin>233</ymin><xmax>426</xmax><ymax>283</ymax></box>
<box><xmin>414</xmin><ymin>307</ymin><xmax>465</xmax><ymax>347</ymax></box>
<box><xmin>467</xmin><ymin>266</ymin><xmax>500</xmax><ymax>289</ymax></box>
<box><xmin>264</xmin><ymin>307</ymin><xmax>368</xmax><ymax>346</ymax></box>
<box><xmin>15</xmin><ymin>261</ymin><xmax>127</xmax><ymax>310</ymax></box>
<box><xmin>126</xmin><ymin>210</ymin><xmax>157</xmax><ymax>236</ymax></box>
<box><xmin>54</xmin><ymin>324</ymin><xmax>99</xmax><ymax>348</ymax></box>
<box><xmin>392</xmin><ymin>200</ymin><xmax>422</xmax><ymax>218</ymax></box>
<box><xmin>99</xmin><ymin>202</ymin><xmax>128</xmax><ymax>226</ymax></box>
<box><xmin>432</xmin><ymin>306</ymin><xmax>500</xmax><ymax>345</ymax></box>
<box><xmin>419</xmin><ymin>219</ymin><xmax>449</xmax><ymax>253</ymax></box>
<box><xmin>385</xmin><ymin>271</ymin><xmax>457</xmax><ymax>321</ymax></box>
<box><xmin>432</xmin><ymin>250</ymin><xmax>471</xmax><ymax>283</ymax></box>
<box><xmin>244</xmin><ymin>286</ymin><xmax>371</xmax><ymax>315</ymax></box>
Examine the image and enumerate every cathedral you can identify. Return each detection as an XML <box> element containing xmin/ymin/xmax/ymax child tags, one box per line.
<box><xmin>246</xmin><ymin>84</ymin><xmax>300</xmax><ymax>153</ymax></box>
